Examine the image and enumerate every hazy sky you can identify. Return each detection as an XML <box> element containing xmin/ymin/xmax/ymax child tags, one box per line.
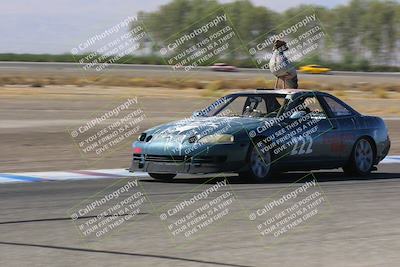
<box><xmin>0</xmin><ymin>0</ymin><xmax>349</xmax><ymax>54</ymax></box>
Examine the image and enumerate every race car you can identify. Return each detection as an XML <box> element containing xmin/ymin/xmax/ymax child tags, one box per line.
<box><xmin>130</xmin><ymin>89</ymin><xmax>390</xmax><ymax>181</ymax></box>
<box><xmin>210</xmin><ymin>63</ymin><xmax>238</xmax><ymax>72</ymax></box>
<box><xmin>299</xmin><ymin>64</ymin><xmax>331</xmax><ymax>74</ymax></box>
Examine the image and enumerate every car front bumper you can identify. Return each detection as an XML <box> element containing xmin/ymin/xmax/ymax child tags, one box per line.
<box><xmin>129</xmin><ymin>142</ymin><xmax>249</xmax><ymax>174</ymax></box>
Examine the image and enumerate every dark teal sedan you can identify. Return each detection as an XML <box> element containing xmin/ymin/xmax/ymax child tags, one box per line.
<box><xmin>129</xmin><ymin>89</ymin><xmax>390</xmax><ymax>182</ymax></box>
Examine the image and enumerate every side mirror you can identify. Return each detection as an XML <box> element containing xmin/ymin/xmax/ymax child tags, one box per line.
<box><xmin>290</xmin><ymin>111</ymin><xmax>306</xmax><ymax>119</ymax></box>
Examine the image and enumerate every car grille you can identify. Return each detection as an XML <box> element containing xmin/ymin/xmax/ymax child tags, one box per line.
<box><xmin>145</xmin><ymin>155</ymin><xmax>186</xmax><ymax>162</ymax></box>
<box><xmin>192</xmin><ymin>156</ymin><xmax>227</xmax><ymax>164</ymax></box>
<box><xmin>133</xmin><ymin>154</ymin><xmax>227</xmax><ymax>164</ymax></box>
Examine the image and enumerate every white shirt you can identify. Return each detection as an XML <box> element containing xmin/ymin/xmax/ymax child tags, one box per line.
<box><xmin>268</xmin><ymin>49</ymin><xmax>296</xmax><ymax>78</ymax></box>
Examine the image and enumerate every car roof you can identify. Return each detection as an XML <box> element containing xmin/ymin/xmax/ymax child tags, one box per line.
<box><xmin>232</xmin><ymin>88</ymin><xmax>314</xmax><ymax>95</ymax></box>
<box><xmin>227</xmin><ymin>89</ymin><xmax>358</xmax><ymax>115</ymax></box>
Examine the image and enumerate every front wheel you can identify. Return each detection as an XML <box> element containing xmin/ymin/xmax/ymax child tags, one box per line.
<box><xmin>148</xmin><ymin>173</ymin><xmax>176</xmax><ymax>181</ymax></box>
<box><xmin>239</xmin><ymin>141</ymin><xmax>272</xmax><ymax>182</ymax></box>
<box><xmin>343</xmin><ymin>138</ymin><xmax>374</xmax><ymax>176</ymax></box>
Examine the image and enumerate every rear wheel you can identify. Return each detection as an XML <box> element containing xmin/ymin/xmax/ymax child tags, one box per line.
<box><xmin>239</xmin><ymin>141</ymin><xmax>272</xmax><ymax>182</ymax></box>
<box><xmin>343</xmin><ymin>138</ymin><xmax>374</xmax><ymax>176</ymax></box>
<box><xmin>148</xmin><ymin>173</ymin><xmax>176</xmax><ymax>181</ymax></box>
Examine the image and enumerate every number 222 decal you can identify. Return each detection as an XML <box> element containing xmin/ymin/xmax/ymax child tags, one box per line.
<box><xmin>291</xmin><ymin>136</ymin><xmax>313</xmax><ymax>155</ymax></box>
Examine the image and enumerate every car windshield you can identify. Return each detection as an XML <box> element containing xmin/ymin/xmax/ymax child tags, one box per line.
<box><xmin>199</xmin><ymin>94</ymin><xmax>288</xmax><ymax>118</ymax></box>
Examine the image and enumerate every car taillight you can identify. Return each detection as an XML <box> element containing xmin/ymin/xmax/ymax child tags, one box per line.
<box><xmin>133</xmin><ymin>147</ymin><xmax>142</xmax><ymax>154</ymax></box>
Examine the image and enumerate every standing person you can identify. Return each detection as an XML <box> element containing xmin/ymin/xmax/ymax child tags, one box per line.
<box><xmin>269</xmin><ymin>39</ymin><xmax>298</xmax><ymax>89</ymax></box>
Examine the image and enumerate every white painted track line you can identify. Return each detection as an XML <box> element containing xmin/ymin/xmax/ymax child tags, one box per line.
<box><xmin>0</xmin><ymin>156</ymin><xmax>399</xmax><ymax>184</ymax></box>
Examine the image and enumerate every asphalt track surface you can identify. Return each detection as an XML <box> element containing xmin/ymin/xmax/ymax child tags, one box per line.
<box><xmin>1</xmin><ymin>62</ymin><xmax>400</xmax><ymax>266</ymax></box>
<box><xmin>1</xmin><ymin>61</ymin><xmax>400</xmax><ymax>85</ymax></box>
<box><xmin>1</xmin><ymin>164</ymin><xmax>400</xmax><ymax>267</ymax></box>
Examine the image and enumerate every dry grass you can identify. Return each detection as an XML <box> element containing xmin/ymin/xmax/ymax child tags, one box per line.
<box><xmin>202</xmin><ymin>80</ymin><xmax>223</xmax><ymax>97</ymax></box>
<box><xmin>387</xmin><ymin>107</ymin><xmax>400</xmax><ymax>115</ymax></box>
<box><xmin>332</xmin><ymin>90</ymin><xmax>347</xmax><ymax>98</ymax></box>
<box><xmin>30</xmin><ymin>82</ymin><xmax>44</xmax><ymax>88</ymax></box>
<box><xmin>0</xmin><ymin>75</ymin><xmax>276</xmax><ymax>90</ymax></box>
<box><xmin>1</xmin><ymin>74</ymin><xmax>400</xmax><ymax>99</ymax></box>
<box><xmin>373</xmin><ymin>87</ymin><xmax>389</xmax><ymax>98</ymax></box>
<box><xmin>1</xmin><ymin>83</ymin><xmax>399</xmax><ymax>116</ymax></box>
<box><xmin>298</xmin><ymin>80</ymin><xmax>323</xmax><ymax>90</ymax></box>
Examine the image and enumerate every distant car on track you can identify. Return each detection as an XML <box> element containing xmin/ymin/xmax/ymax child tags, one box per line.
<box><xmin>299</xmin><ymin>64</ymin><xmax>331</xmax><ymax>74</ymax></box>
<box><xmin>130</xmin><ymin>89</ymin><xmax>390</xmax><ymax>181</ymax></box>
<box><xmin>211</xmin><ymin>63</ymin><xmax>238</xmax><ymax>72</ymax></box>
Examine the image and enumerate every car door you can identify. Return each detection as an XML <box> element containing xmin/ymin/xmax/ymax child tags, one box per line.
<box><xmin>319</xmin><ymin>95</ymin><xmax>358</xmax><ymax>163</ymax></box>
<box><xmin>278</xmin><ymin>93</ymin><xmax>336</xmax><ymax>165</ymax></box>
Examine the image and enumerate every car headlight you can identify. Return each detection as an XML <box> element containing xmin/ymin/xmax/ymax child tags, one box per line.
<box><xmin>197</xmin><ymin>134</ymin><xmax>234</xmax><ymax>144</ymax></box>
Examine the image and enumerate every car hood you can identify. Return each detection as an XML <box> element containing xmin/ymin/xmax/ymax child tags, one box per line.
<box><xmin>145</xmin><ymin>116</ymin><xmax>268</xmax><ymax>141</ymax></box>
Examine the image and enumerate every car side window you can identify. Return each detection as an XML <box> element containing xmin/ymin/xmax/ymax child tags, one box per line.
<box><xmin>299</xmin><ymin>96</ymin><xmax>327</xmax><ymax>119</ymax></box>
<box><xmin>323</xmin><ymin>96</ymin><xmax>352</xmax><ymax>117</ymax></box>
<box><xmin>243</xmin><ymin>96</ymin><xmax>267</xmax><ymax>116</ymax></box>
<box><xmin>217</xmin><ymin>96</ymin><xmax>247</xmax><ymax>116</ymax></box>
<box><xmin>251</xmin><ymin>96</ymin><xmax>267</xmax><ymax>114</ymax></box>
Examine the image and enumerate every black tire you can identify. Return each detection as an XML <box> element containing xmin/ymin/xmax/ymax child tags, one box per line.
<box><xmin>343</xmin><ymin>138</ymin><xmax>374</xmax><ymax>176</ymax></box>
<box><xmin>239</xmin><ymin>139</ymin><xmax>272</xmax><ymax>182</ymax></box>
<box><xmin>148</xmin><ymin>173</ymin><xmax>176</xmax><ymax>181</ymax></box>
